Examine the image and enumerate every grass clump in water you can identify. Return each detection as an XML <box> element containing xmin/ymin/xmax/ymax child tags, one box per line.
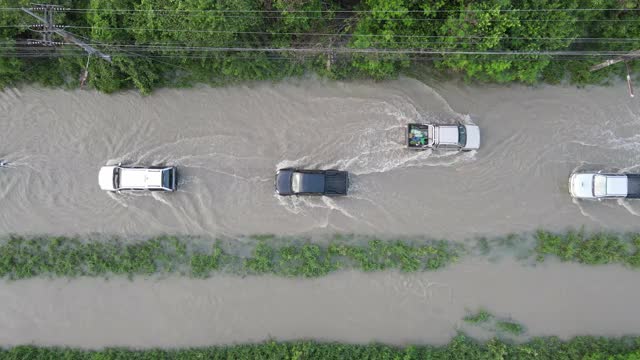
<box><xmin>464</xmin><ymin>309</ymin><xmax>493</xmax><ymax>324</ymax></box>
<box><xmin>534</xmin><ymin>230</ymin><xmax>639</xmax><ymax>267</ymax></box>
<box><xmin>496</xmin><ymin>320</ymin><xmax>526</xmax><ymax>336</ymax></box>
<box><xmin>463</xmin><ymin>310</ymin><xmax>525</xmax><ymax>336</ymax></box>
<box><xmin>328</xmin><ymin>239</ymin><xmax>458</xmax><ymax>273</ymax></box>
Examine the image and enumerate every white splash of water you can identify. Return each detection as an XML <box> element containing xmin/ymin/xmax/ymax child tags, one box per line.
<box><xmin>618</xmin><ymin>198</ymin><xmax>640</xmax><ymax>217</ymax></box>
<box><xmin>571</xmin><ymin>197</ymin><xmax>604</xmax><ymax>225</ymax></box>
<box><xmin>107</xmin><ymin>191</ymin><xmax>130</xmax><ymax>208</ymax></box>
<box><xmin>151</xmin><ymin>192</ymin><xmax>173</xmax><ymax>207</ymax></box>
<box><xmin>322</xmin><ymin>196</ymin><xmax>355</xmax><ymax>220</ymax></box>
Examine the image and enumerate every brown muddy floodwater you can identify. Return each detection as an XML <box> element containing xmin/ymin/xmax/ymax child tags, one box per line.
<box><xmin>0</xmin><ymin>259</ymin><xmax>638</xmax><ymax>349</ymax></box>
<box><xmin>1</xmin><ymin>79</ymin><xmax>640</xmax><ymax>349</ymax></box>
<box><xmin>0</xmin><ymin>79</ymin><xmax>640</xmax><ymax>238</ymax></box>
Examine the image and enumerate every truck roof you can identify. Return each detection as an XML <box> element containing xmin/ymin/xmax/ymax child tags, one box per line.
<box><xmin>119</xmin><ymin>168</ymin><xmax>164</xmax><ymax>189</ymax></box>
<box><xmin>99</xmin><ymin>166</ymin><xmax>175</xmax><ymax>191</ymax></box>
<box><xmin>437</xmin><ymin>126</ymin><xmax>460</xmax><ymax>145</ymax></box>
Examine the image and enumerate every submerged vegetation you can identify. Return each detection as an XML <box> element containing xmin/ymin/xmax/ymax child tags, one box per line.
<box><xmin>535</xmin><ymin>230</ymin><xmax>640</xmax><ymax>267</ymax></box>
<box><xmin>464</xmin><ymin>309</ymin><xmax>525</xmax><ymax>336</ymax></box>
<box><xmin>1</xmin><ymin>230</ymin><xmax>640</xmax><ymax>279</ymax></box>
<box><xmin>496</xmin><ymin>321</ymin><xmax>526</xmax><ymax>336</ymax></box>
<box><xmin>2</xmin><ymin>334</ymin><xmax>640</xmax><ymax>359</ymax></box>
<box><xmin>0</xmin><ymin>235</ymin><xmax>460</xmax><ymax>279</ymax></box>
<box><xmin>0</xmin><ymin>1</ymin><xmax>639</xmax><ymax>93</ymax></box>
<box><xmin>464</xmin><ymin>309</ymin><xmax>494</xmax><ymax>324</ymax></box>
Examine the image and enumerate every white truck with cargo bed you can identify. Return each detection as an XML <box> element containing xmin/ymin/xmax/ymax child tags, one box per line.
<box><xmin>569</xmin><ymin>172</ymin><xmax>640</xmax><ymax>199</ymax></box>
<box><xmin>99</xmin><ymin>165</ymin><xmax>177</xmax><ymax>192</ymax></box>
<box><xmin>407</xmin><ymin>123</ymin><xmax>480</xmax><ymax>151</ymax></box>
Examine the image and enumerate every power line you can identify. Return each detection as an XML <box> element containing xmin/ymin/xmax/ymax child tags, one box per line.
<box><xmin>19</xmin><ymin>14</ymin><xmax>640</xmax><ymax>22</ymax></box>
<box><xmin>1</xmin><ymin>7</ymin><xmax>638</xmax><ymax>13</ymax></box>
<box><xmin>56</xmin><ymin>26</ymin><xmax>640</xmax><ymax>43</ymax></box>
<box><xmin>5</xmin><ymin>8</ymin><xmax>640</xmax><ymax>22</ymax></box>
<box><xmin>4</xmin><ymin>43</ymin><xmax>637</xmax><ymax>56</ymax></box>
<box><xmin>0</xmin><ymin>45</ymin><xmax>633</xmax><ymax>56</ymax></box>
<box><xmin>4</xmin><ymin>23</ymin><xmax>640</xmax><ymax>45</ymax></box>
<box><xmin>20</xmin><ymin>7</ymin><xmax>112</xmax><ymax>62</ymax></box>
<box><xmin>0</xmin><ymin>51</ymin><xmax>613</xmax><ymax>62</ymax></box>
<box><xmin>97</xmin><ymin>45</ymin><xmax>640</xmax><ymax>56</ymax></box>
<box><xmin>0</xmin><ymin>45</ymin><xmax>632</xmax><ymax>55</ymax></box>
<box><xmin>3</xmin><ymin>35</ymin><xmax>638</xmax><ymax>56</ymax></box>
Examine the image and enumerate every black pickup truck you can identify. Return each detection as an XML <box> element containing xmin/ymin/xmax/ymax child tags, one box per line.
<box><xmin>275</xmin><ymin>168</ymin><xmax>349</xmax><ymax>196</ymax></box>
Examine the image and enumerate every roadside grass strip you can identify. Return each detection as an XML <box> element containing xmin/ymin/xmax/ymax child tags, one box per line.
<box><xmin>2</xmin><ymin>334</ymin><xmax>640</xmax><ymax>359</ymax></box>
<box><xmin>0</xmin><ymin>235</ymin><xmax>459</xmax><ymax>279</ymax></box>
<box><xmin>0</xmin><ymin>230</ymin><xmax>639</xmax><ymax>279</ymax></box>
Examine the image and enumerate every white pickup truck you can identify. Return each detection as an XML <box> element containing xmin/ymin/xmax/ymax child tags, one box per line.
<box><xmin>99</xmin><ymin>165</ymin><xmax>177</xmax><ymax>192</ymax></box>
<box><xmin>569</xmin><ymin>172</ymin><xmax>640</xmax><ymax>199</ymax></box>
<box><xmin>407</xmin><ymin>123</ymin><xmax>480</xmax><ymax>151</ymax></box>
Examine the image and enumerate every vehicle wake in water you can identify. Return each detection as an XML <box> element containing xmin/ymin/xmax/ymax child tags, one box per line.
<box><xmin>0</xmin><ymin>80</ymin><xmax>639</xmax><ymax>238</ymax></box>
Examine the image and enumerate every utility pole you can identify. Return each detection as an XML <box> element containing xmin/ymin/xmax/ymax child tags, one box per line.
<box><xmin>590</xmin><ymin>50</ymin><xmax>640</xmax><ymax>98</ymax></box>
<box><xmin>21</xmin><ymin>5</ymin><xmax>112</xmax><ymax>63</ymax></box>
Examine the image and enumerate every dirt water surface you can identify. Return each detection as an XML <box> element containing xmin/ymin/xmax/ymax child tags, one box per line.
<box><xmin>0</xmin><ymin>259</ymin><xmax>638</xmax><ymax>348</ymax></box>
<box><xmin>1</xmin><ymin>79</ymin><xmax>640</xmax><ymax>238</ymax></box>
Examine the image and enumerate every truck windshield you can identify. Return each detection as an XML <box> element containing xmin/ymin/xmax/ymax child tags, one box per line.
<box><xmin>458</xmin><ymin>125</ymin><xmax>467</xmax><ymax>147</ymax></box>
<box><xmin>113</xmin><ymin>167</ymin><xmax>120</xmax><ymax>190</ymax></box>
<box><xmin>162</xmin><ymin>169</ymin><xmax>173</xmax><ymax>189</ymax></box>
<box><xmin>593</xmin><ymin>175</ymin><xmax>607</xmax><ymax>197</ymax></box>
<box><xmin>291</xmin><ymin>173</ymin><xmax>302</xmax><ymax>193</ymax></box>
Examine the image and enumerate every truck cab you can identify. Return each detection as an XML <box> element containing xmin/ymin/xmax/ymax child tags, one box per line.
<box><xmin>408</xmin><ymin>123</ymin><xmax>480</xmax><ymax>151</ymax></box>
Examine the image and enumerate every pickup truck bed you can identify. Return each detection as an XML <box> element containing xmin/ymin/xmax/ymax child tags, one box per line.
<box><xmin>407</xmin><ymin>124</ymin><xmax>430</xmax><ymax>149</ymax></box>
<box><xmin>627</xmin><ymin>174</ymin><xmax>640</xmax><ymax>198</ymax></box>
<box><xmin>324</xmin><ymin>171</ymin><xmax>349</xmax><ymax>195</ymax></box>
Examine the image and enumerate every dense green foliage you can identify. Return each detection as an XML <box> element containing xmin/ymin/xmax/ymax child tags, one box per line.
<box><xmin>352</xmin><ymin>0</ymin><xmax>640</xmax><ymax>84</ymax></box>
<box><xmin>2</xmin><ymin>334</ymin><xmax>640</xmax><ymax>359</ymax></box>
<box><xmin>0</xmin><ymin>235</ymin><xmax>459</xmax><ymax>279</ymax></box>
<box><xmin>1</xmin><ymin>1</ymin><xmax>639</xmax><ymax>92</ymax></box>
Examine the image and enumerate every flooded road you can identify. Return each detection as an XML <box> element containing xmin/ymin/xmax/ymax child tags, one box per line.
<box><xmin>1</xmin><ymin>79</ymin><xmax>640</xmax><ymax>237</ymax></box>
<box><xmin>1</xmin><ymin>260</ymin><xmax>638</xmax><ymax>348</ymax></box>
